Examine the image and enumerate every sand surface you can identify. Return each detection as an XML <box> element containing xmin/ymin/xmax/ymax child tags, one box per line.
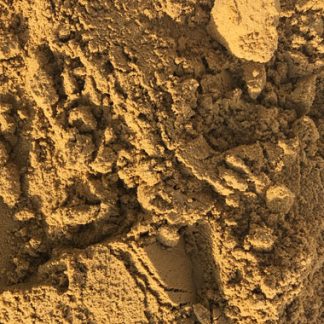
<box><xmin>0</xmin><ymin>0</ymin><xmax>323</xmax><ymax>323</ymax></box>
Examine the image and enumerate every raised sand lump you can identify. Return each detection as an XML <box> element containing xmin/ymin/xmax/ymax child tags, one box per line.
<box><xmin>209</xmin><ymin>0</ymin><xmax>281</xmax><ymax>62</ymax></box>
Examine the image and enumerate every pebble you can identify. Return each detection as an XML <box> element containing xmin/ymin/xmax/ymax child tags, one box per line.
<box><xmin>266</xmin><ymin>185</ymin><xmax>295</xmax><ymax>214</ymax></box>
<box><xmin>157</xmin><ymin>225</ymin><xmax>180</xmax><ymax>248</ymax></box>
<box><xmin>243</xmin><ymin>62</ymin><xmax>267</xmax><ymax>99</ymax></box>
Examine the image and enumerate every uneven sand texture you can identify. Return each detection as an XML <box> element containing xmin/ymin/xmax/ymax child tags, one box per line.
<box><xmin>209</xmin><ymin>0</ymin><xmax>281</xmax><ymax>62</ymax></box>
<box><xmin>0</xmin><ymin>0</ymin><xmax>323</xmax><ymax>323</ymax></box>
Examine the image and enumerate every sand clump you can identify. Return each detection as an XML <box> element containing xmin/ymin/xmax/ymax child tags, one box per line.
<box><xmin>0</xmin><ymin>0</ymin><xmax>323</xmax><ymax>323</ymax></box>
<box><xmin>209</xmin><ymin>0</ymin><xmax>281</xmax><ymax>62</ymax></box>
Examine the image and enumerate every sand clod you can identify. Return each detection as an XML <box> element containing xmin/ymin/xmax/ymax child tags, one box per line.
<box><xmin>209</xmin><ymin>0</ymin><xmax>280</xmax><ymax>62</ymax></box>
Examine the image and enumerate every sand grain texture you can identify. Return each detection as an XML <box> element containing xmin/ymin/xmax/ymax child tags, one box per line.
<box><xmin>0</xmin><ymin>0</ymin><xmax>323</xmax><ymax>323</ymax></box>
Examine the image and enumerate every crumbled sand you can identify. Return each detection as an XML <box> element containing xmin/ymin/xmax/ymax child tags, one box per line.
<box><xmin>0</xmin><ymin>0</ymin><xmax>323</xmax><ymax>323</ymax></box>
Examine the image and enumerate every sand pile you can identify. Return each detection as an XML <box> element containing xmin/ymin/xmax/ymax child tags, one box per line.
<box><xmin>0</xmin><ymin>0</ymin><xmax>323</xmax><ymax>323</ymax></box>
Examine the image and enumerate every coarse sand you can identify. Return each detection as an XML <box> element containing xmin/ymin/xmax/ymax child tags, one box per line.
<box><xmin>0</xmin><ymin>0</ymin><xmax>323</xmax><ymax>323</ymax></box>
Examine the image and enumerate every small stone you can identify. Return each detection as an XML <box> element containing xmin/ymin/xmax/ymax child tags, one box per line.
<box><xmin>266</xmin><ymin>185</ymin><xmax>295</xmax><ymax>214</ymax></box>
<box><xmin>157</xmin><ymin>225</ymin><xmax>180</xmax><ymax>248</ymax></box>
<box><xmin>243</xmin><ymin>62</ymin><xmax>267</xmax><ymax>99</ymax></box>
